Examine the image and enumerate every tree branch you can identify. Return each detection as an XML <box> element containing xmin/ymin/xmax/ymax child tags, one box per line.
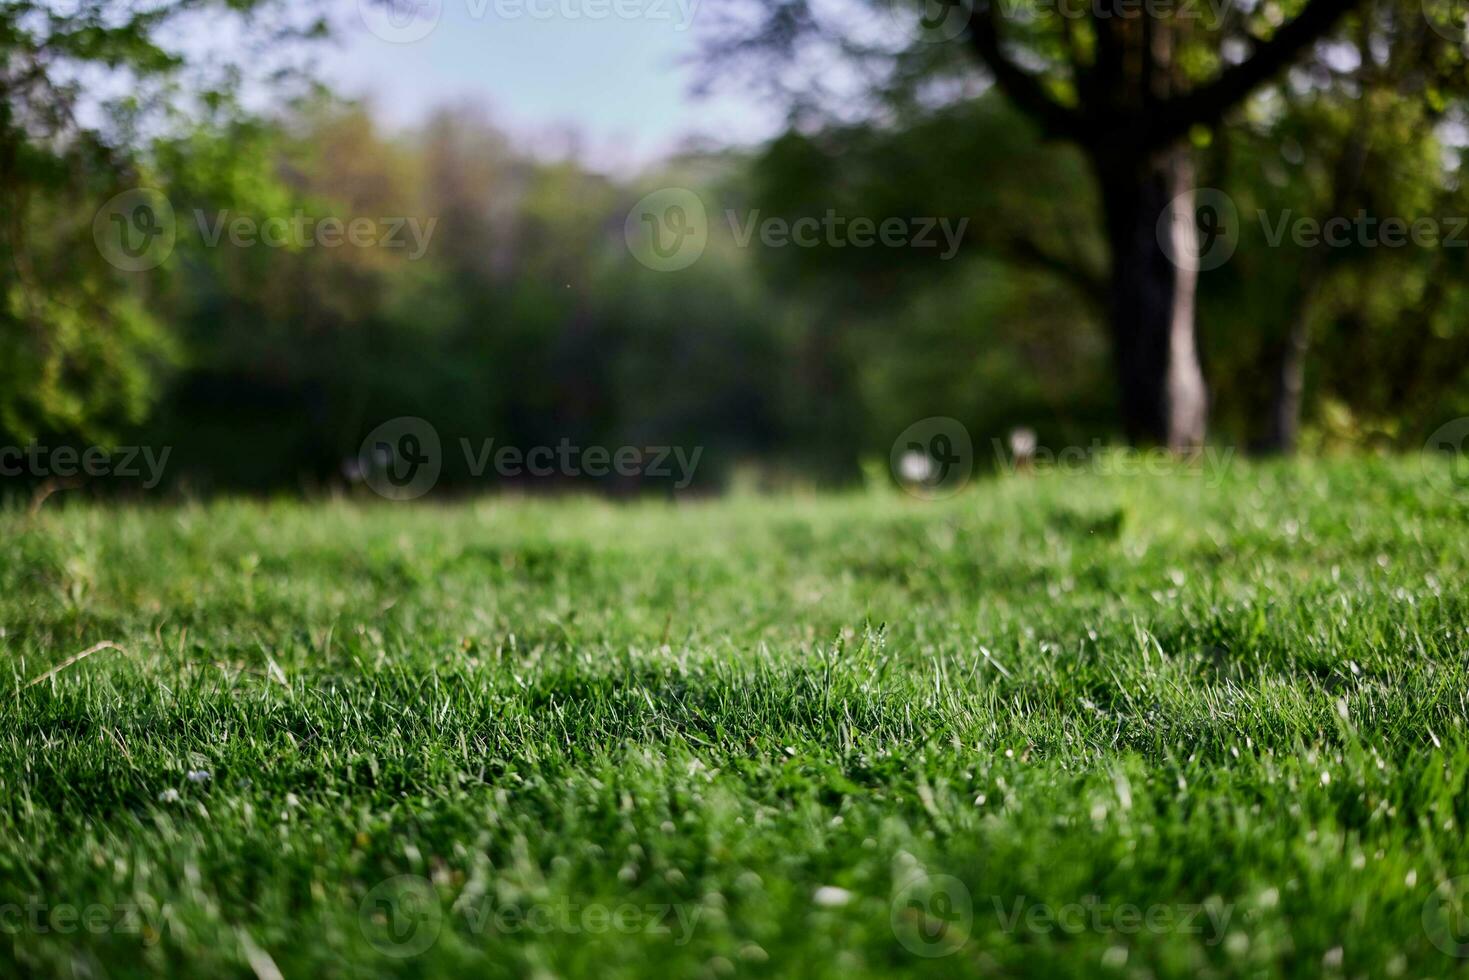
<box><xmin>1148</xmin><ymin>0</ymin><xmax>1362</xmax><ymax>147</ymax></box>
<box><xmin>965</xmin><ymin>0</ymin><xmax>1091</xmax><ymax>143</ymax></box>
<box><xmin>1006</xmin><ymin>233</ymin><xmax>1107</xmax><ymax>311</ymax></box>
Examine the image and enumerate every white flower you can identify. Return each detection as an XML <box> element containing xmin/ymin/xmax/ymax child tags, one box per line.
<box><xmin>898</xmin><ymin>451</ymin><xmax>934</xmax><ymax>484</ymax></box>
<box><xmin>812</xmin><ymin>886</ymin><xmax>853</xmax><ymax>907</ymax></box>
<box><xmin>158</xmin><ymin>788</ymin><xmax>181</xmax><ymax>803</ymax></box>
<box><xmin>187</xmin><ymin>770</ymin><xmax>211</xmax><ymax>783</ymax></box>
<box><xmin>1009</xmin><ymin>427</ymin><xmax>1037</xmax><ymax>458</ymax></box>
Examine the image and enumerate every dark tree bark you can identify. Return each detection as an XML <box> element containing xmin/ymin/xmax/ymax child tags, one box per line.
<box><xmin>1095</xmin><ymin>145</ymin><xmax>1207</xmax><ymax>449</ymax></box>
<box><xmin>1266</xmin><ymin>309</ymin><xmax>1311</xmax><ymax>454</ymax></box>
<box><xmin>962</xmin><ymin>0</ymin><xmax>1362</xmax><ymax>450</ymax></box>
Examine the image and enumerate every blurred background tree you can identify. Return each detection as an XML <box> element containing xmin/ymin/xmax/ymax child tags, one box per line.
<box><xmin>2</xmin><ymin>0</ymin><xmax>1468</xmax><ymax>496</ymax></box>
<box><xmin>701</xmin><ymin>0</ymin><xmax>1469</xmax><ymax>450</ymax></box>
<box><xmin>1206</xmin><ymin>0</ymin><xmax>1469</xmax><ymax>452</ymax></box>
<box><xmin>0</xmin><ymin>0</ymin><xmax>324</xmax><ymax>446</ymax></box>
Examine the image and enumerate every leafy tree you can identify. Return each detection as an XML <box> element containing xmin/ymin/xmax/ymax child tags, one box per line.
<box><xmin>1207</xmin><ymin>0</ymin><xmax>1469</xmax><ymax>451</ymax></box>
<box><xmin>739</xmin><ymin>95</ymin><xmax>1112</xmax><ymax>460</ymax></box>
<box><xmin>0</xmin><ymin>0</ymin><xmax>321</xmax><ymax>444</ymax></box>
<box><xmin>704</xmin><ymin>0</ymin><xmax>1386</xmax><ymax>448</ymax></box>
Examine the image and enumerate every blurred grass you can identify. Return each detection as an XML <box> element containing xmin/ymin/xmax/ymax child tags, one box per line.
<box><xmin>3</xmin><ymin>457</ymin><xmax>1469</xmax><ymax>977</ymax></box>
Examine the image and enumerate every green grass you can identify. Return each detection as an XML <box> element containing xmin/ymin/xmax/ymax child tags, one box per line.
<box><xmin>4</xmin><ymin>457</ymin><xmax>1469</xmax><ymax>978</ymax></box>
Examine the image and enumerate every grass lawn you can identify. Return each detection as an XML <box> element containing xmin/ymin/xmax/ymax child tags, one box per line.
<box><xmin>4</xmin><ymin>457</ymin><xmax>1469</xmax><ymax>978</ymax></box>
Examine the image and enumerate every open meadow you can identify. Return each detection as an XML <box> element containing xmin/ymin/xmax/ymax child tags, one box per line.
<box><xmin>4</xmin><ymin>458</ymin><xmax>1469</xmax><ymax>977</ymax></box>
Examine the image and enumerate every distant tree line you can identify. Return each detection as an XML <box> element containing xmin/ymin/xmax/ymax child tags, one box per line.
<box><xmin>3</xmin><ymin>0</ymin><xmax>1468</xmax><ymax>497</ymax></box>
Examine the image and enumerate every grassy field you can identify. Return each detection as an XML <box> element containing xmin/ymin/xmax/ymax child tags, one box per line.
<box><xmin>3</xmin><ymin>457</ymin><xmax>1469</xmax><ymax>978</ymax></box>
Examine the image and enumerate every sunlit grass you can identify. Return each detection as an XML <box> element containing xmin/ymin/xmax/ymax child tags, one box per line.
<box><xmin>3</xmin><ymin>457</ymin><xmax>1469</xmax><ymax>977</ymax></box>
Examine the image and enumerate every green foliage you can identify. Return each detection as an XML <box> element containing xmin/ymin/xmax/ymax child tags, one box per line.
<box><xmin>1201</xmin><ymin>0</ymin><xmax>1469</xmax><ymax>445</ymax></box>
<box><xmin>744</xmin><ymin>97</ymin><xmax>1113</xmax><ymax>456</ymax></box>
<box><xmin>108</xmin><ymin>102</ymin><xmax>800</xmax><ymax>491</ymax></box>
<box><xmin>0</xmin><ymin>0</ymin><xmax>312</xmax><ymax>445</ymax></box>
<box><xmin>5</xmin><ymin>0</ymin><xmax>1469</xmax><ymax>486</ymax></box>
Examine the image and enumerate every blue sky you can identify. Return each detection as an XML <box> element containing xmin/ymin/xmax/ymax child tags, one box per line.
<box><xmin>319</xmin><ymin>0</ymin><xmax>781</xmax><ymax>171</ymax></box>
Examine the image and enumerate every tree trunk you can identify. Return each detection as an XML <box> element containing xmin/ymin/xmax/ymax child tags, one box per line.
<box><xmin>1262</xmin><ymin>295</ymin><xmax>1312</xmax><ymax>455</ymax></box>
<box><xmin>1260</xmin><ymin>92</ymin><xmax>1369</xmax><ymax>456</ymax></box>
<box><xmin>1095</xmin><ymin>145</ymin><xmax>1208</xmax><ymax>452</ymax></box>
